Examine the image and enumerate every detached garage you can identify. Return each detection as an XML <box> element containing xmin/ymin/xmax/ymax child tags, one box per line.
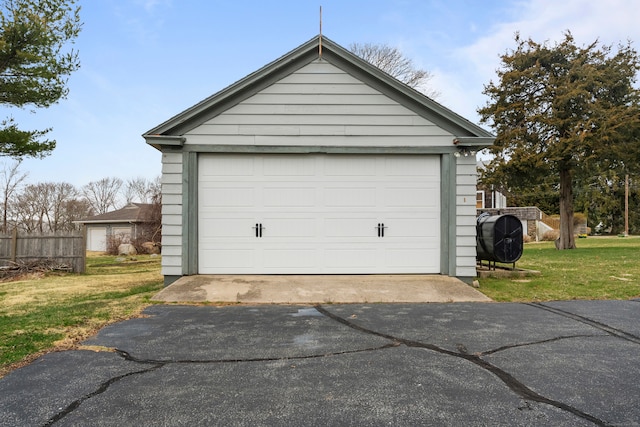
<box><xmin>144</xmin><ymin>36</ymin><xmax>494</xmax><ymax>286</ymax></box>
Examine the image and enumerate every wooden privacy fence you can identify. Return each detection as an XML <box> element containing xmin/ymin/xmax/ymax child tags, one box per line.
<box><xmin>0</xmin><ymin>229</ymin><xmax>86</xmax><ymax>273</ymax></box>
<box><xmin>540</xmin><ymin>212</ymin><xmax>561</xmax><ymax>230</ymax></box>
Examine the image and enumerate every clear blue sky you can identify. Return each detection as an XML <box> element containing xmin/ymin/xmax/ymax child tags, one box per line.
<box><xmin>9</xmin><ymin>0</ymin><xmax>640</xmax><ymax>187</ymax></box>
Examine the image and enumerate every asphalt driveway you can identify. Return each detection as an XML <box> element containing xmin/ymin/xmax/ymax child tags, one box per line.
<box><xmin>1</xmin><ymin>300</ymin><xmax>639</xmax><ymax>426</ymax></box>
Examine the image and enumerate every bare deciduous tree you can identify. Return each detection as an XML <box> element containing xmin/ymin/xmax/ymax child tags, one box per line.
<box><xmin>0</xmin><ymin>160</ymin><xmax>28</xmax><ymax>232</ymax></box>
<box><xmin>13</xmin><ymin>183</ymin><xmax>50</xmax><ymax>233</ymax></box>
<box><xmin>82</xmin><ymin>177</ymin><xmax>123</xmax><ymax>214</ymax></box>
<box><xmin>133</xmin><ymin>190</ymin><xmax>162</xmax><ymax>249</ymax></box>
<box><xmin>124</xmin><ymin>176</ymin><xmax>161</xmax><ymax>204</ymax></box>
<box><xmin>349</xmin><ymin>42</ymin><xmax>439</xmax><ymax>98</ymax></box>
<box><xmin>63</xmin><ymin>198</ymin><xmax>93</xmax><ymax>230</ymax></box>
<box><xmin>5</xmin><ymin>174</ymin><xmax>161</xmax><ymax>236</ymax></box>
<box><xmin>11</xmin><ymin>181</ymin><xmax>89</xmax><ymax>233</ymax></box>
<box><xmin>44</xmin><ymin>182</ymin><xmax>82</xmax><ymax>232</ymax></box>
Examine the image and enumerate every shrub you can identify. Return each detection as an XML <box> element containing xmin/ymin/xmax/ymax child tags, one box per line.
<box><xmin>131</xmin><ymin>236</ymin><xmax>161</xmax><ymax>254</ymax></box>
<box><xmin>105</xmin><ymin>234</ymin><xmax>125</xmax><ymax>255</ymax></box>
<box><xmin>542</xmin><ymin>230</ymin><xmax>560</xmax><ymax>241</ymax></box>
<box><xmin>522</xmin><ymin>234</ymin><xmax>533</xmax><ymax>243</ymax></box>
<box><xmin>573</xmin><ymin>212</ymin><xmax>587</xmax><ymax>227</ymax></box>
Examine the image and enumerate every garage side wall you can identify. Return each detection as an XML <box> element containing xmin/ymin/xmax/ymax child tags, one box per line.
<box><xmin>456</xmin><ymin>155</ymin><xmax>478</xmax><ymax>278</ymax></box>
<box><xmin>161</xmin><ymin>152</ymin><xmax>183</xmax><ymax>281</ymax></box>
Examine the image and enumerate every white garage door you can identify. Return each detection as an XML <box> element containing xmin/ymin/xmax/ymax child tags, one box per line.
<box><xmin>87</xmin><ymin>227</ymin><xmax>107</xmax><ymax>252</ymax></box>
<box><xmin>198</xmin><ymin>154</ymin><xmax>440</xmax><ymax>274</ymax></box>
<box><xmin>111</xmin><ymin>226</ymin><xmax>132</xmax><ymax>243</ymax></box>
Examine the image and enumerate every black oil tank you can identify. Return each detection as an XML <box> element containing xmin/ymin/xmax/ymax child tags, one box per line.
<box><xmin>476</xmin><ymin>214</ymin><xmax>523</xmax><ymax>263</ymax></box>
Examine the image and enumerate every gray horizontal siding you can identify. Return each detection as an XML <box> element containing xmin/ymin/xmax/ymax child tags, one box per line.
<box><xmin>161</xmin><ymin>152</ymin><xmax>182</xmax><ymax>276</ymax></box>
<box><xmin>184</xmin><ymin>60</ymin><xmax>453</xmax><ymax>146</ymax></box>
<box><xmin>185</xmin><ymin>134</ymin><xmax>454</xmax><ymax>147</ymax></box>
<box><xmin>188</xmin><ymin>124</ymin><xmax>450</xmax><ymax>136</ymax></box>
<box><xmin>456</xmin><ymin>155</ymin><xmax>478</xmax><ymax>277</ymax></box>
<box><xmin>211</xmin><ymin>103</ymin><xmax>414</xmax><ymax>116</ymax></box>
<box><xmin>245</xmin><ymin>93</ymin><xmax>397</xmax><ymax>105</ymax></box>
<box><xmin>260</xmin><ymin>83</ymin><xmax>378</xmax><ymax>95</ymax></box>
<box><xmin>208</xmin><ymin>113</ymin><xmax>439</xmax><ymax>126</ymax></box>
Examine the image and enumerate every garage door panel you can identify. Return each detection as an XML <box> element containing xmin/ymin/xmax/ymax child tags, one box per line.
<box><xmin>323</xmin><ymin>156</ymin><xmax>376</xmax><ymax>176</ymax></box>
<box><xmin>324</xmin><ymin>187</ymin><xmax>377</xmax><ymax>207</ymax></box>
<box><xmin>324</xmin><ymin>248</ymin><xmax>378</xmax><ymax>269</ymax></box>
<box><xmin>262</xmin><ymin>249</ymin><xmax>318</xmax><ymax>268</ymax></box>
<box><xmin>262</xmin><ymin>217</ymin><xmax>317</xmax><ymax>238</ymax></box>
<box><xmin>201</xmin><ymin>249</ymin><xmax>255</xmax><ymax>270</ymax></box>
<box><xmin>201</xmin><ymin>187</ymin><xmax>256</xmax><ymax>208</ymax></box>
<box><xmin>200</xmin><ymin>217</ymin><xmax>257</xmax><ymax>238</ymax></box>
<box><xmin>383</xmin><ymin>217</ymin><xmax>439</xmax><ymax>238</ymax></box>
<box><xmin>263</xmin><ymin>156</ymin><xmax>316</xmax><ymax>176</ymax></box>
<box><xmin>262</xmin><ymin>187</ymin><xmax>316</xmax><ymax>207</ymax></box>
<box><xmin>201</xmin><ymin>155</ymin><xmax>255</xmax><ymax>176</ymax></box>
<box><xmin>384</xmin><ymin>248</ymin><xmax>440</xmax><ymax>271</ymax></box>
<box><xmin>198</xmin><ymin>154</ymin><xmax>440</xmax><ymax>274</ymax></box>
<box><xmin>383</xmin><ymin>186</ymin><xmax>439</xmax><ymax>208</ymax></box>
<box><xmin>384</xmin><ymin>156</ymin><xmax>438</xmax><ymax>176</ymax></box>
<box><xmin>324</xmin><ymin>217</ymin><xmax>379</xmax><ymax>238</ymax></box>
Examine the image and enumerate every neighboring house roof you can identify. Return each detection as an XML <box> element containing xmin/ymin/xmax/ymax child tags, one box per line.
<box><xmin>76</xmin><ymin>203</ymin><xmax>155</xmax><ymax>224</ymax></box>
<box><xmin>143</xmin><ymin>35</ymin><xmax>494</xmax><ymax>149</ymax></box>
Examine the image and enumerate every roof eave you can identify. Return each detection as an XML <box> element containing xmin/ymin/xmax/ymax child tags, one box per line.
<box><xmin>142</xmin><ymin>36</ymin><xmax>321</xmax><ymax>138</ymax></box>
<box><xmin>453</xmin><ymin>137</ymin><xmax>495</xmax><ymax>148</ymax></box>
<box><xmin>74</xmin><ymin>219</ymin><xmax>144</xmax><ymax>225</ymax></box>
<box><xmin>144</xmin><ymin>135</ymin><xmax>186</xmax><ymax>151</ymax></box>
<box><xmin>319</xmin><ymin>37</ymin><xmax>494</xmax><ymax>139</ymax></box>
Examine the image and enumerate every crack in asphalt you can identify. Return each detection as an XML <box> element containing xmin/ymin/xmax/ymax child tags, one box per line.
<box><xmin>43</xmin><ymin>302</ymin><xmax>633</xmax><ymax>427</ymax></box>
<box><xmin>528</xmin><ymin>302</ymin><xmax>640</xmax><ymax>345</ymax></box>
<box><xmin>41</xmin><ymin>343</ymin><xmax>400</xmax><ymax>426</ymax></box>
<box><xmin>42</xmin><ymin>363</ymin><xmax>163</xmax><ymax>427</ymax></box>
<box><xmin>477</xmin><ymin>334</ymin><xmax>605</xmax><ymax>356</ymax></box>
<box><xmin>313</xmin><ymin>304</ymin><xmax>612</xmax><ymax>427</ymax></box>
<box><xmin>114</xmin><ymin>342</ymin><xmax>401</xmax><ymax>365</ymax></box>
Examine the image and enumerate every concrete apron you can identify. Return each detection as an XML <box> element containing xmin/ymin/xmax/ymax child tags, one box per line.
<box><xmin>152</xmin><ymin>275</ymin><xmax>492</xmax><ymax>304</ymax></box>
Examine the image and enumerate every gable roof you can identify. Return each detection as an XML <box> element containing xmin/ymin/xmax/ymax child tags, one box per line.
<box><xmin>76</xmin><ymin>203</ymin><xmax>156</xmax><ymax>224</ymax></box>
<box><xmin>144</xmin><ymin>35</ymin><xmax>493</xmax><ymax>148</ymax></box>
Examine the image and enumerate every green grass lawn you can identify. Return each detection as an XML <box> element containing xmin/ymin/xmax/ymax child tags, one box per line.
<box><xmin>478</xmin><ymin>236</ymin><xmax>640</xmax><ymax>302</ymax></box>
<box><xmin>0</xmin><ymin>254</ymin><xmax>163</xmax><ymax>377</ymax></box>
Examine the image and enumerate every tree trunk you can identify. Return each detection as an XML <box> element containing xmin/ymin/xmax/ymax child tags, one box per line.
<box><xmin>558</xmin><ymin>169</ymin><xmax>576</xmax><ymax>249</ymax></box>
